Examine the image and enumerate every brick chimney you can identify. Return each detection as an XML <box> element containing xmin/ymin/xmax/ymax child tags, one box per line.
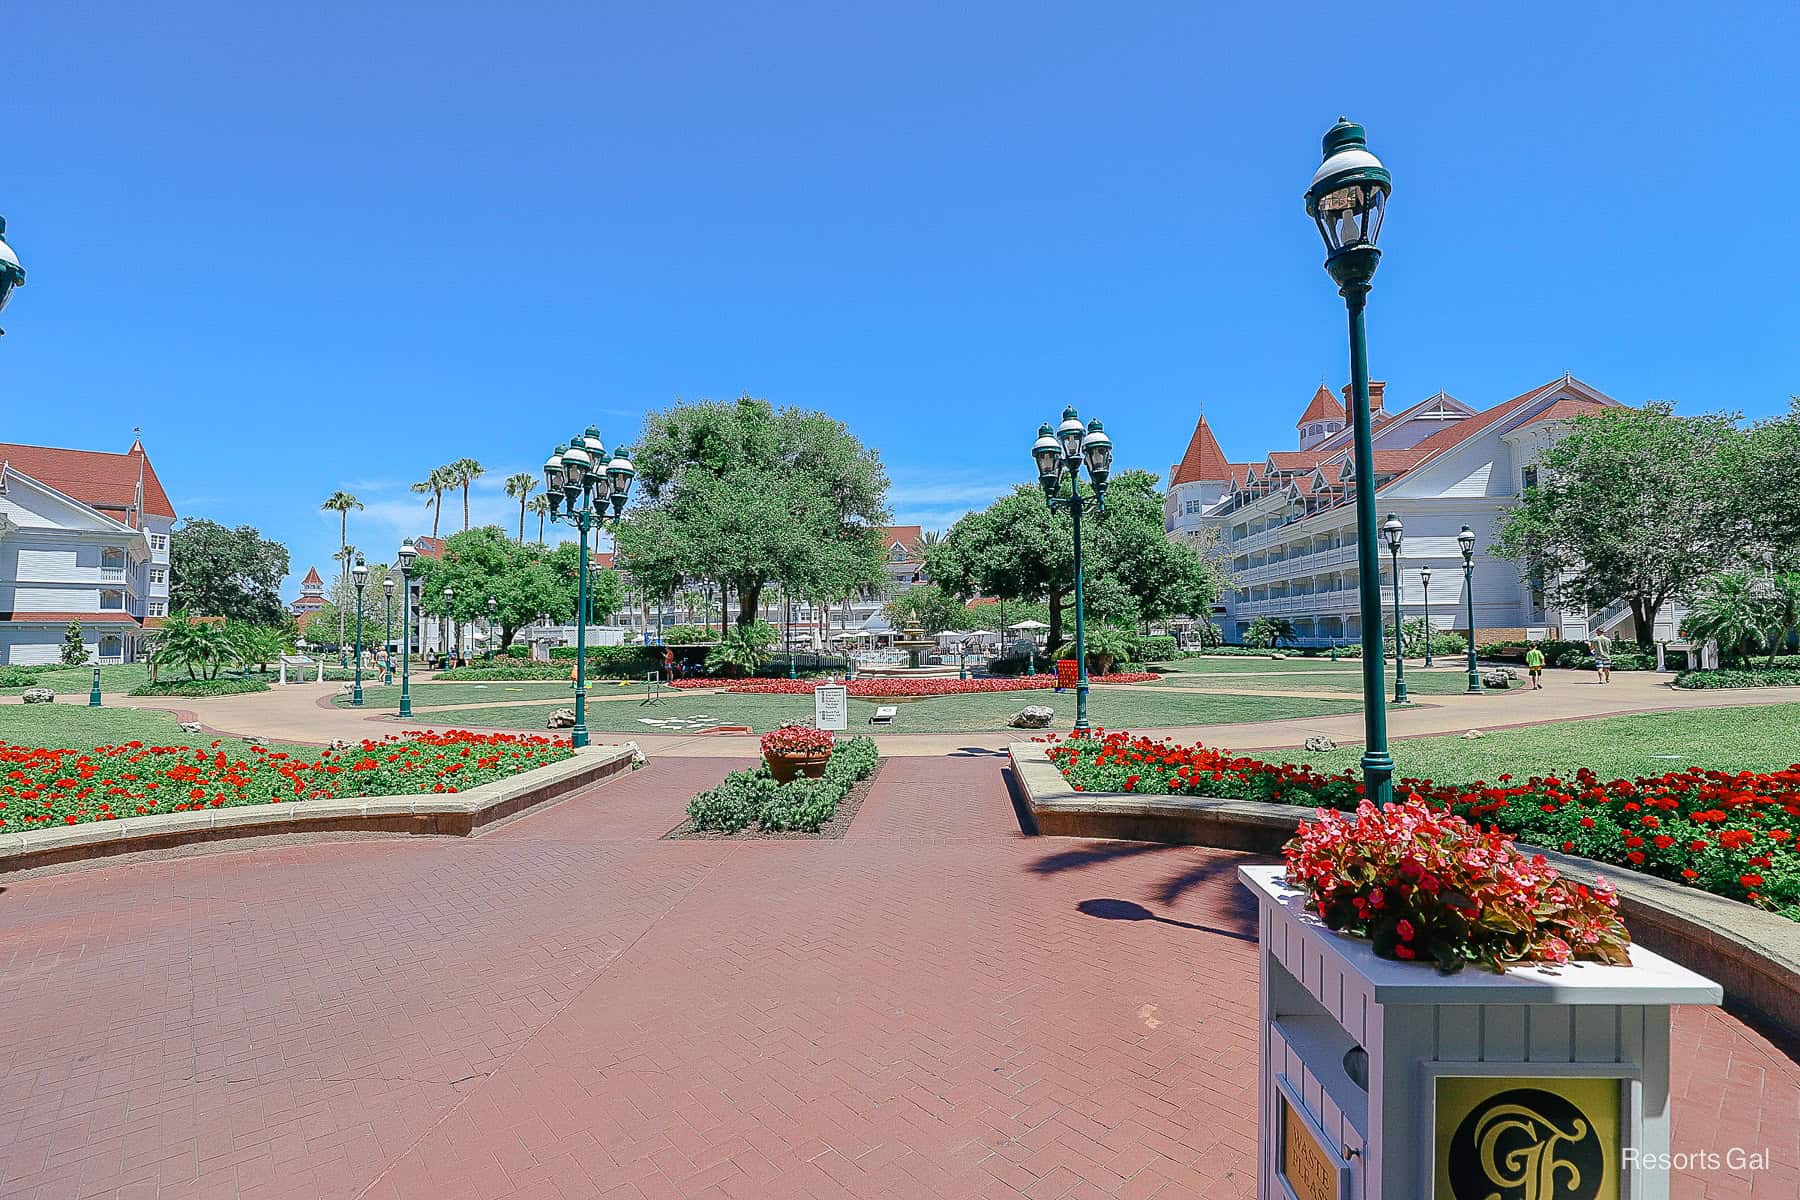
<box><xmin>1340</xmin><ymin>380</ymin><xmax>1387</xmax><ymax>415</ymax></box>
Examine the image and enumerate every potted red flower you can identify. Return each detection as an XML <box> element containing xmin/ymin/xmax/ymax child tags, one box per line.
<box><xmin>1282</xmin><ymin>798</ymin><xmax>1633</xmax><ymax>973</ymax></box>
<box><xmin>761</xmin><ymin>724</ymin><xmax>835</xmax><ymax>783</ymax></box>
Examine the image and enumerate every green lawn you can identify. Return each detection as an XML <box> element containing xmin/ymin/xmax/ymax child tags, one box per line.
<box><xmin>0</xmin><ymin>703</ymin><xmax>310</xmax><ymax>755</ymax></box>
<box><xmin>0</xmin><ymin>663</ymin><xmax>154</xmax><ymax>695</ymax></box>
<box><xmin>421</xmin><ymin>685</ymin><xmax>1360</xmax><ymax>735</ymax></box>
<box><xmin>331</xmin><ymin>681</ymin><xmax>646</xmax><ymax>709</ymax></box>
<box><xmin>1271</xmin><ymin>704</ymin><xmax>1800</xmax><ymax>783</ymax></box>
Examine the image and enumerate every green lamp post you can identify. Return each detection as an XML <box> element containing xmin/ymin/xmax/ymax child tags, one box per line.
<box><xmin>1459</xmin><ymin>524</ymin><xmax>1483</xmax><ymax>694</ymax></box>
<box><xmin>1382</xmin><ymin>514</ymin><xmax>1409</xmax><ymax>705</ymax></box>
<box><xmin>1031</xmin><ymin>409</ymin><xmax>1114</xmax><ymax>733</ymax></box>
<box><xmin>441</xmin><ymin>584</ymin><xmax>455</xmax><ymax>668</ymax></box>
<box><xmin>382</xmin><ymin>575</ymin><xmax>395</xmax><ymax>685</ymax></box>
<box><xmin>396</xmin><ymin>539</ymin><xmax>417</xmax><ymax>717</ymax></box>
<box><xmin>0</xmin><ymin>217</ymin><xmax>25</xmax><ymax>335</ymax></box>
<box><xmin>486</xmin><ymin>596</ymin><xmax>497</xmax><ymax>660</ymax></box>
<box><xmin>351</xmin><ymin>555</ymin><xmax>368</xmax><ymax>706</ymax></box>
<box><xmin>545</xmin><ymin>427</ymin><xmax>636</xmax><ymax>749</ymax></box>
<box><xmin>1306</xmin><ymin>115</ymin><xmax>1396</xmax><ymax>804</ymax></box>
<box><xmin>1420</xmin><ymin>566</ymin><xmax>1434</xmax><ymax>668</ymax></box>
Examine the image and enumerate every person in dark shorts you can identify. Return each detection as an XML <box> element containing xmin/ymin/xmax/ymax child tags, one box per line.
<box><xmin>1592</xmin><ymin>631</ymin><xmax>1615</xmax><ymax>683</ymax></box>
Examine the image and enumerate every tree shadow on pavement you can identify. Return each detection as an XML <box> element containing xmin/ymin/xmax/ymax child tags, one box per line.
<box><xmin>1024</xmin><ymin>838</ymin><xmax>1185</xmax><ymax>875</ymax></box>
<box><xmin>1076</xmin><ymin>897</ymin><xmax>1257</xmax><ymax>944</ymax></box>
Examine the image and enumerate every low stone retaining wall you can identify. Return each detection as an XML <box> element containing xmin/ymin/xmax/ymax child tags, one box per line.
<box><xmin>1008</xmin><ymin>741</ymin><xmax>1800</xmax><ymax>1041</ymax></box>
<box><xmin>0</xmin><ymin>743</ymin><xmax>638</xmax><ymax>875</ymax></box>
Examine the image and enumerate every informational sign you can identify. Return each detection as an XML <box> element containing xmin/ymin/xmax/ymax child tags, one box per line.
<box><xmin>1433</xmin><ymin>1075</ymin><xmax>1621</xmax><ymax>1200</ymax></box>
<box><xmin>1278</xmin><ymin>1091</ymin><xmax>1344</xmax><ymax>1200</ymax></box>
<box><xmin>813</xmin><ymin>684</ymin><xmax>848</xmax><ymax>731</ymax></box>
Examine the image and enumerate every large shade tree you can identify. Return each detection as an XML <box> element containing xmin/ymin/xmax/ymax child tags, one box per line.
<box><xmin>1494</xmin><ymin>405</ymin><xmax>1745</xmax><ymax>644</ymax></box>
<box><xmin>409</xmin><ymin>526</ymin><xmax>619</xmax><ymax>649</ymax></box>
<box><xmin>615</xmin><ymin>396</ymin><xmax>890</xmax><ymax>630</ymax></box>
<box><xmin>926</xmin><ymin>470</ymin><xmax>1220</xmax><ymax>651</ymax></box>
<box><xmin>169</xmin><ymin>519</ymin><xmax>292</xmax><ymax>625</ymax></box>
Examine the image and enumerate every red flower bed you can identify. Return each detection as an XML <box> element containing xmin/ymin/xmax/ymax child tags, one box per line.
<box><xmin>0</xmin><ymin>731</ymin><xmax>572</xmax><ymax>831</ymax></box>
<box><xmin>1048</xmin><ymin>730</ymin><xmax>1800</xmax><ymax>918</ymax></box>
<box><xmin>1284</xmin><ymin>798</ymin><xmax>1631</xmax><ymax>972</ymax></box>
<box><xmin>669</xmin><ymin>672</ymin><xmax>1159</xmax><ymax>697</ymax></box>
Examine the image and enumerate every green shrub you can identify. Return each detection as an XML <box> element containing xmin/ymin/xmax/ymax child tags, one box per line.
<box><xmin>1052</xmin><ymin>625</ymin><xmax>1136</xmax><ymax>671</ymax></box>
<box><xmin>0</xmin><ymin>667</ymin><xmax>41</xmax><ymax>687</ymax></box>
<box><xmin>706</xmin><ymin>625</ymin><xmax>775</xmax><ymax>676</ymax></box>
<box><xmin>1136</xmin><ymin>635</ymin><xmax>1178</xmax><ymax>662</ymax></box>
<box><xmin>129</xmin><ymin>677</ymin><xmax>271</xmax><ymax>697</ymax></box>
<box><xmin>684</xmin><ymin>736</ymin><xmax>880</xmax><ymax>833</ymax></box>
<box><xmin>686</xmin><ymin>769</ymin><xmax>774</xmax><ymax>832</ymax></box>
<box><xmin>662</xmin><ymin>624</ymin><xmax>712</xmax><ymax>645</ymax></box>
<box><xmin>756</xmin><ymin>778</ymin><xmax>841</xmax><ymax>831</ymax></box>
<box><xmin>437</xmin><ymin>663</ymin><xmax>571</xmax><ymax>681</ymax></box>
<box><xmin>1674</xmin><ymin>667</ymin><xmax>1800</xmax><ymax>689</ymax></box>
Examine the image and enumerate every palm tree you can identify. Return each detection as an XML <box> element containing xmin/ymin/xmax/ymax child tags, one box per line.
<box><xmin>1686</xmin><ymin>571</ymin><xmax>1774</xmax><ymax>665</ymax></box>
<box><xmin>527</xmin><ymin>494</ymin><xmax>551</xmax><ymax>546</ymax></box>
<box><xmin>453</xmin><ymin>458</ymin><xmax>485</xmax><ymax>531</ymax></box>
<box><xmin>411</xmin><ymin>467</ymin><xmax>452</xmax><ymax>538</ymax></box>
<box><xmin>321</xmin><ymin>491</ymin><xmax>362</xmax><ymax>661</ymax></box>
<box><xmin>504</xmin><ymin>472</ymin><xmax>538</xmax><ymax>543</ymax></box>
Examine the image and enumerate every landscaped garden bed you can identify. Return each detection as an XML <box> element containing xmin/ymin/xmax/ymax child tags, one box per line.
<box><xmin>1675</xmin><ymin>667</ymin><xmax>1800</xmax><ymax>689</ymax></box>
<box><xmin>668</xmin><ymin>672</ymin><xmax>1159</xmax><ymax>697</ymax></box>
<box><xmin>0</xmin><ymin>730</ymin><xmax>573</xmax><ymax>831</ymax></box>
<box><xmin>669</xmin><ymin>734</ymin><xmax>879</xmax><ymax>838</ymax></box>
<box><xmin>1047</xmin><ymin>729</ymin><xmax>1800</xmax><ymax>919</ymax></box>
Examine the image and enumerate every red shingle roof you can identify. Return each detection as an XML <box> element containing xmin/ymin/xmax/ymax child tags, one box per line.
<box><xmin>413</xmin><ymin>536</ymin><xmax>447</xmax><ymax>559</ymax></box>
<box><xmin>1267</xmin><ymin>451</ymin><xmax>1331</xmax><ymax>471</ymax></box>
<box><xmin>1170</xmin><ymin>417</ymin><xmax>1232</xmax><ymax>486</ymax></box>
<box><xmin>880</xmin><ymin>526</ymin><xmax>924</xmax><ymax>556</ymax></box>
<box><xmin>1296</xmin><ymin>385</ymin><xmax>1345</xmax><ymax>427</ymax></box>
<box><xmin>300</xmin><ymin>566</ymin><xmax>324</xmax><ymax>587</ymax></box>
<box><xmin>0</xmin><ymin>612</ymin><xmax>144</xmax><ymax>625</ymax></box>
<box><xmin>0</xmin><ymin>440</ymin><xmax>176</xmax><ymax>522</ymax></box>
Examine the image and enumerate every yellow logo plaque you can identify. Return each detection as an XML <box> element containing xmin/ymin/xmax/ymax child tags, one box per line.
<box><xmin>1280</xmin><ymin>1094</ymin><xmax>1343</xmax><ymax>1200</ymax></box>
<box><xmin>1434</xmin><ymin>1075</ymin><xmax>1622</xmax><ymax>1200</ymax></box>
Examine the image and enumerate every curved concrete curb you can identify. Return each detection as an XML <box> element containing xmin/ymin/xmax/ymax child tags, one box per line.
<box><xmin>0</xmin><ymin>743</ymin><xmax>638</xmax><ymax>875</ymax></box>
<box><xmin>1008</xmin><ymin>741</ymin><xmax>1800</xmax><ymax>1040</ymax></box>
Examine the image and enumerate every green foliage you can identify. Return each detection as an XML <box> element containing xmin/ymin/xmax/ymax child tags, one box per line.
<box><xmin>411</xmin><ymin>526</ymin><xmax>607</xmax><ymax>647</ymax></box>
<box><xmin>618</xmin><ymin>396</ymin><xmax>892</xmax><ymax>631</ymax></box>
<box><xmin>1675</xmin><ymin>667</ymin><xmax>1800</xmax><ymax>689</ymax></box>
<box><xmin>1685</xmin><ymin>570</ymin><xmax>1800</xmax><ymax>666</ymax></box>
<box><xmin>169</xmin><ymin>518</ymin><xmax>292</xmax><ymax>625</ymax></box>
<box><xmin>129</xmin><ymin>677</ymin><xmax>270</xmax><ymax>697</ymax></box>
<box><xmin>60</xmin><ymin>621</ymin><xmax>90</xmax><ymax>666</ymax></box>
<box><xmin>1052</xmin><ymin>623</ymin><xmax>1136</xmax><ymax>670</ymax></box>
<box><xmin>150</xmin><ymin>611</ymin><xmax>238</xmax><ymax>679</ymax></box>
<box><xmin>706</xmin><ymin>624</ymin><xmax>775</xmax><ymax>676</ymax></box>
<box><xmin>1242</xmin><ymin>617</ymin><xmax>1294</xmax><ymax>650</ymax></box>
<box><xmin>686</xmin><ymin>736</ymin><xmax>879</xmax><ymax>833</ymax></box>
<box><xmin>0</xmin><ymin>666</ymin><xmax>40</xmax><ymax>687</ymax></box>
<box><xmin>1494</xmin><ymin>405</ymin><xmax>1745</xmax><ymax>641</ymax></box>
<box><xmin>928</xmin><ymin>472</ymin><xmax>1220</xmax><ymax>653</ymax></box>
<box><xmin>1137</xmin><ymin>635</ymin><xmax>1178</xmax><ymax>661</ymax></box>
<box><xmin>883</xmin><ymin>583</ymin><xmax>964</xmax><ymax>634</ymax></box>
<box><xmin>661</xmin><ymin>624</ymin><xmax>711</xmax><ymax>645</ymax></box>
<box><xmin>1381</xmin><ymin>617</ymin><xmax>1468</xmax><ymax>659</ymax></box>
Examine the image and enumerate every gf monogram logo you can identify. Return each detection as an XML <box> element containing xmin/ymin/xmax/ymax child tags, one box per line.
<box><xmin>1447</xmin><ymin>1088</ymin><xmax>1604</xmax><ymax>1200</ymax></box>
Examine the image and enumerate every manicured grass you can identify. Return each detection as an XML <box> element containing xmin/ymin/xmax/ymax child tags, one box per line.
<box><xmin>0</xmin><ymin>663</ymin><xmax>154</xmax><ymax>695</ymax></box>
<box><xmin>0</xmin><ymin>703</ymin><xmax>309</xmax><ymax>756</ymax></box>
<box><xmin>1271</xmin><ymin>704</ymin><xmax>1800</xmax><ymax>782</ymax></box>
<box><xmin>1142</xmin><ymin>662</ymin><xmax>1502</xmax><ymax>696</ymax></box>
<box><xmin>422</xmin><ymin>685</ymin><xmax>1359</xmax><ymax>734</ymax></box>
<box><xmin>332</xmin><ymin>681</ymin><xmax>645</xmax><ymax>709</ymax></box>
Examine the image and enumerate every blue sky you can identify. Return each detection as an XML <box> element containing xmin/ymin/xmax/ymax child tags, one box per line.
<box><xmin>5</xmin><ymin>2</ymin><xmax>1795</xmax><ymax>593</ymax></box>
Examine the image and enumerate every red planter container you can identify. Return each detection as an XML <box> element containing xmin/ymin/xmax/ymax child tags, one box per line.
<box><xmin>765</xmin><ymin>749</ymin><xmax>832</xmax><ymax>783</ymax></box>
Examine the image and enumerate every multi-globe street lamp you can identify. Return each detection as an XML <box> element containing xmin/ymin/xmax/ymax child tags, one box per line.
<box><xmin>1382</xmin><ymin>515</ymin><xmax>1408</xmax><ymax>705</ymax></box>
<box><xmin>396</xmin><ymin>539</ymin><xmax>417</xmax><ymax>718</ymax></box>
<box><xmin>1030</xmin><ymin>407</ymin><xmax>1114</xmax><ymax>734</ymax></box>
<box><xmin>545</xmin><ymin>427</ymin><xmax>636</xmax><ymax>749</ymax></box>
<box><xmin>1459</xmin><ymin>524</ymin><xmax>1482</xmax><ymax>694</ymax></box>
<box><xmin>351</xmin><ymin>555</ymin><xmax>369</xmax><ymax>706</ymax></box>
<box><xmin>1305</xmin><ymin>115</ymin><xmax>1396</xmax><ymax>804</ymax></box>
<box><xmin>1420</xmin><ymin>567</ymin><xmax>1434</xmax><ymax>668</ymax></box>
<box><xmin>0</xmin><ymin>217</ymin><xmax>25</xmax><ymax>335</ymax></box>
<box><xmin>383</xmin><ymin>575</ymin><xmax>396</xmax><ymax>685</ymax></box>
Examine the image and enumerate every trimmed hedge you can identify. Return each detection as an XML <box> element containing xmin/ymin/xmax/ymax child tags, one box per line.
<box><xmin>1675</xmin><ymin>668</ymin><xmax>1800</xmax><ymax>690</ymax></box>
<box><xmin>686</xmin><ymin>736</ymin><xmax>879</xmax><ymax>833</ymax></box>
<box><xmin>1136</xmin><ymin>635</ymin><xmax>1178</xmax><ymax>662</ymax></box>
<box><xmin>129</xmin><ymin>678</ymin><xmax>271</xmax><ymax>698</ymax></box>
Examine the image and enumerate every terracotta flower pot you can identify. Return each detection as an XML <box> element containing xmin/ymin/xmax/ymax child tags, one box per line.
<box><xmin>765</xmin><ymin>748</ymin><xmax>832</xmax><ymax>783</ymax></box>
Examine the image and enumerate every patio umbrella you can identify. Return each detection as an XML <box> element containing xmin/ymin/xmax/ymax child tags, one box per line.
<box><xmin>1008</xmin><ymin>620</ymin><xmax>1049</xmax><ymax>631</ymax></box>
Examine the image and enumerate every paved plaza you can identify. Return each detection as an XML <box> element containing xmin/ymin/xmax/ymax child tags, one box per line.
<box><xmin>0</xmin><ymin>752</ymin><xmax>1795</xmax><ymax>1199</ymax></box>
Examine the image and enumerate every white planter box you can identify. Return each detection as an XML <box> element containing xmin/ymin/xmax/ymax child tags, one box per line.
<box><xmin>1240</xmin><ymin>865</ymin><xmax>1722</xmax><ymax>1200</ymax></box>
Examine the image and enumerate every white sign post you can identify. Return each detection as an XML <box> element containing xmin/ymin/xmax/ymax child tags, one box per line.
<box><xmin>813</xmin><ymin>684</ymin><xmax>848</xmax><ymax>731</ymax></box>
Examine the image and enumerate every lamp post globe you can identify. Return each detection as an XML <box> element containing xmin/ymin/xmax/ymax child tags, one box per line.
<box><xmin>1420</xmin><ymin>567</ymin><xmax>1434</xmax><ymax>668</ymax></box>
<box><xmin>396</xmin><ymin>538</ymin><xmax>418</xmax><ymax>717</ymax></box>
<box><xmin>1308</xmin><ymin>117</ymin><xmax>1396</xmax><ymax>802</ymax></box>
<box><xmin>0</xmin><ymin>217</ymin><xmax>25</xmax><ymax>334</ymax></box>
<box><xmin>383</xmin><ymin>575</ymin><xmax>396</xmax><ymax>685</ymax></box>
<box><xmin>1029</xmin><ymin>408</ymin><xmax>1115</xmax><ymax>734</ymax></box>
<box><xmin>545</xmin><ymin>427</ymin><xmax>634</xmax><ymax>749</ymax></box>
<box><xmin>1382</xmin><ymin>514</ymin><xmax>1409</xmax><ymax>705</ymax></box>
<box><xmin>350</xmin><ymin>556</ymin><xmax>369</xmax><ymax>706</ymax></box>
<box><xmin>1459</xmin><ymin>524</ymin><xmax>1482</xmax><ymax>694</ymax></box>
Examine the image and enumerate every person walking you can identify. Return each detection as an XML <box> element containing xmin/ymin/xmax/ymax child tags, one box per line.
<box><xmin>1592</xmin><ymin>631</ymin><xmax>1615</xmax><ymax>684</ymax></box>
<box><xmin>1525</xmin><ymin>642</ymin><xmax>1546</xmax><ymax>690</ymax></box>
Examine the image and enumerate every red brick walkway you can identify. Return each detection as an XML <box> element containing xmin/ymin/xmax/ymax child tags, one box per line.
<box><xmin>0</xmin><ymin>756</ymin><xmax>1793</xmax><ymax>1199</ymax></box>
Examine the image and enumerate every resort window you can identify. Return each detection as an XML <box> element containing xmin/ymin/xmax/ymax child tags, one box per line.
<box><xmin>150</xmin><ymin>534</ymin><xmax>167</xmax><ymax>552</ymax></box>
<box><xmin>150</xmin><ymin>567</ymin><xmax>166</xmax><ymax>585</ymax></box>
<box><xmin>99</xmin><ymin>589</ymin><xmax>125</xmax><ymax>611</ymax></box>
<box><xmin>149</xmin><ymin>601</ymin><xmax>165</xmax><ymax>617</ymax></box>
<box><xmin>1520</xmin><ymin>465</ymin><xmax>1539</xmax><ymax>494</ymax></box>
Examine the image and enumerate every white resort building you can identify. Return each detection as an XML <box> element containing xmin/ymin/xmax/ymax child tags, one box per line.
<box><xmin>1164</xmin><ymin>375</ymin><xmax>1681</xmax><ymax>648</ymax></box>
<box><xmin>0</xmin><ymin>439</ymin><xmax>176</xmax><ymax>665</ymax></box>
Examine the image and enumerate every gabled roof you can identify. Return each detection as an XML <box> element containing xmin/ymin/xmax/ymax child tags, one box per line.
<box><xmin>1170</xmin><ymin>415</ymin><xmax>1232</xmax><ymax>486</ymax></box>
<box><xmin>1267</xmin><ymin>450</ymin><xmax>1331</xmax><ymax>472</ymax></box>
<box><xmin>0</xmin><ymin>440</ymin><xmax>176</xmax><ymax>522</ymax></box>
<box><xmin>413</xmin><ymin>536</ymin><xmax>447</xmax><ymax>559</ymax></box>
<box><xmin>1296</xmin><ymin>385</ymin><xmax>1345</xmax><ymax>428</ymax></box>
<box><xmin>300</xmin><ymin>566</ymin><xmax>324</xmax><ymax>587</ymax></box>
<box><xmin>0</xmin><ymin>611</ymin><xmax>144</xmax><ymax>626</ymax></box>
<box><xmin>880</xmin><ymin>525</ymin><xmax>924</xmax><ymax>556</ymax></box>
